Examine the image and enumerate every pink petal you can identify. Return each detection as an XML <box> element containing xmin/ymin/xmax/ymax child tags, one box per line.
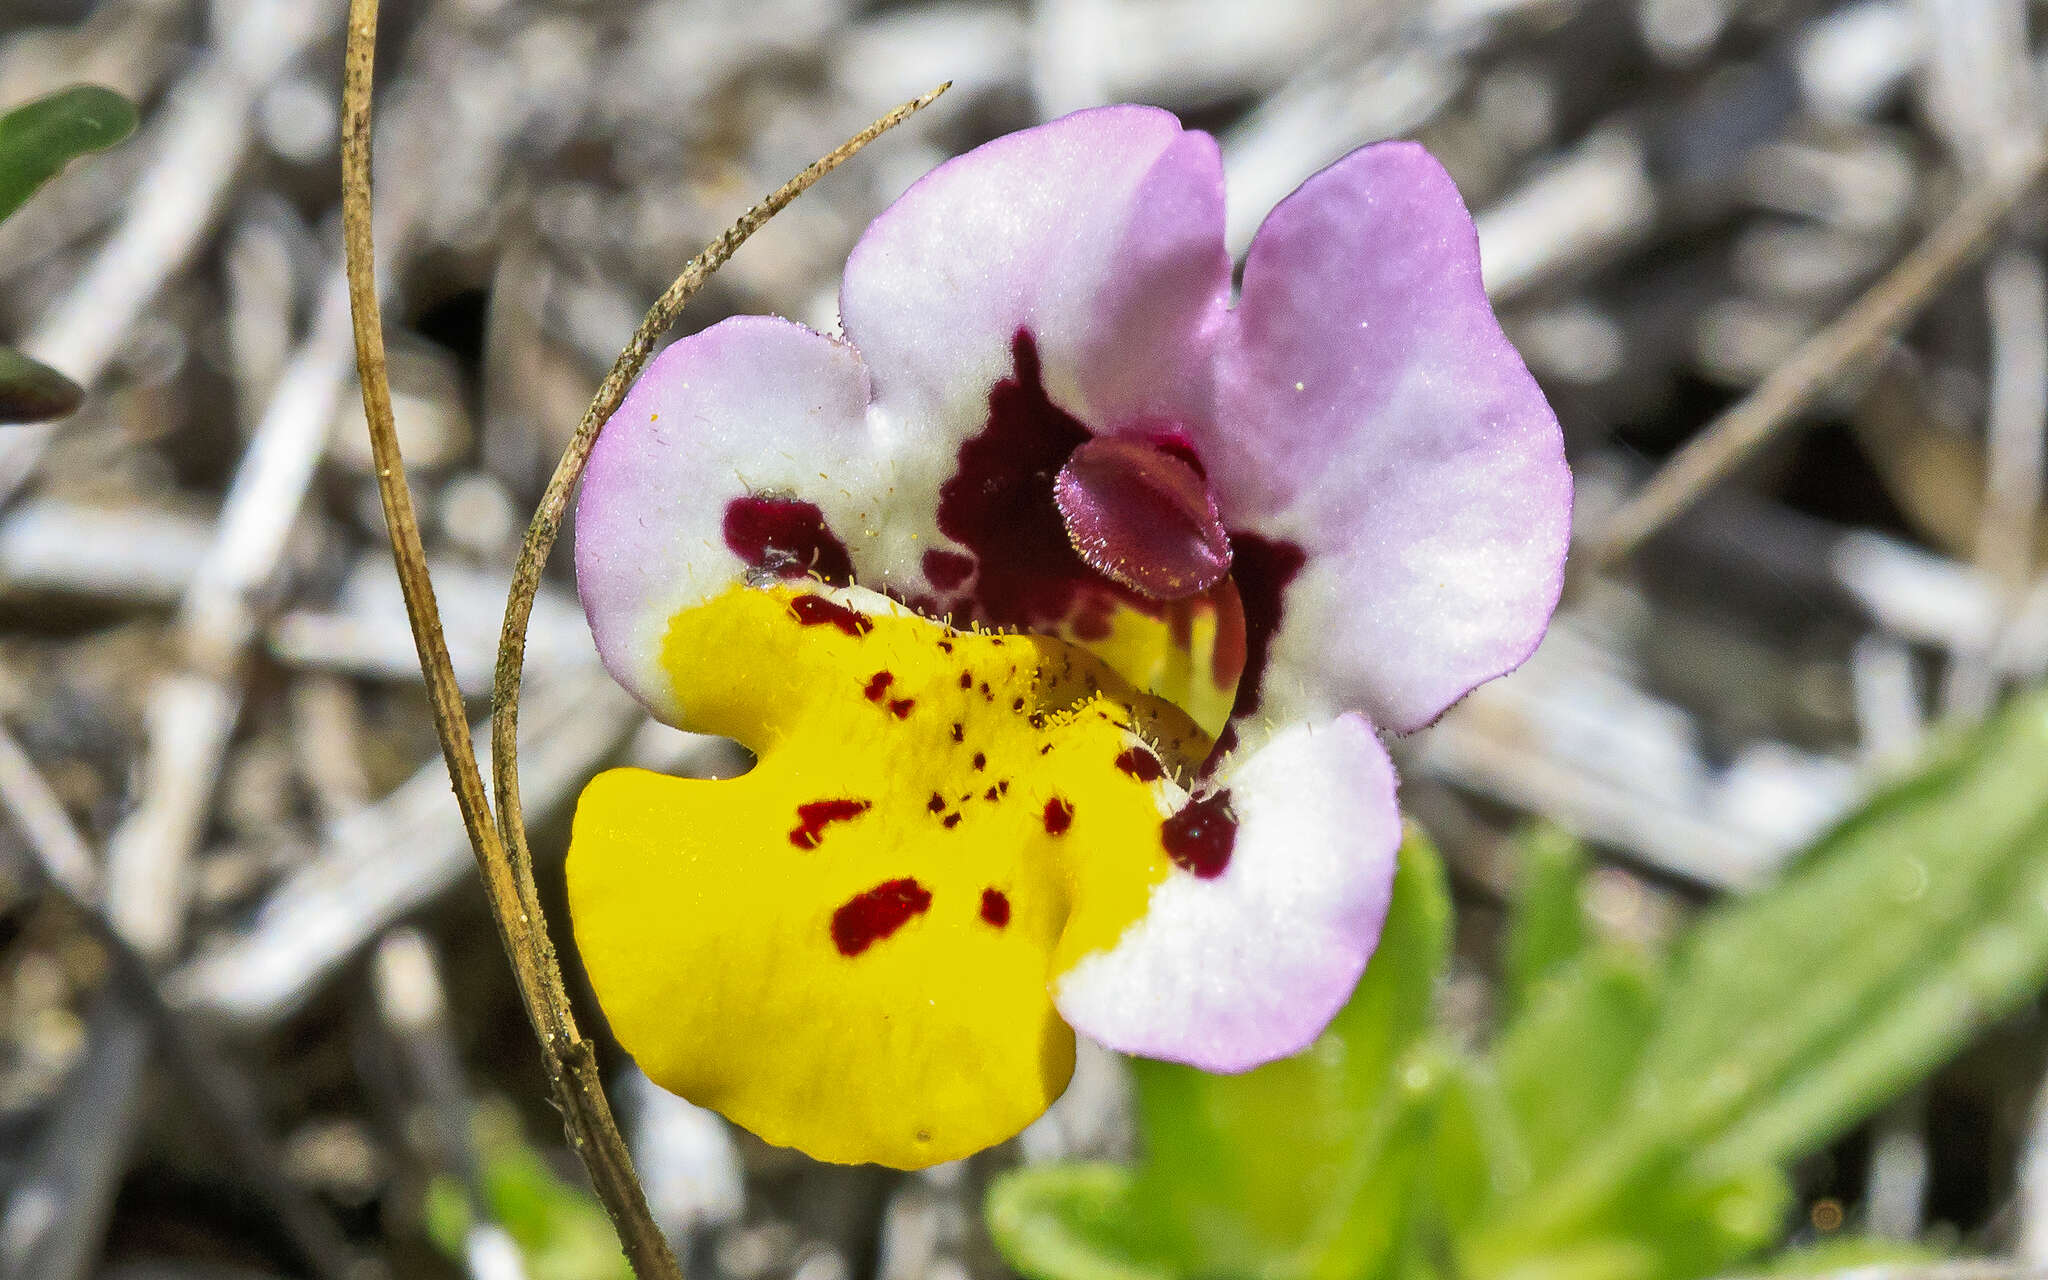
<box><xmin>574</xmin><ymin>315</ymin><xmax>879</xmax><ymax>725</ymax></box>
<box><xmin>1053</xmin><ymin>714</ymin><xmax>1399</xmax><ymax>1072</ymax></box>
<box><xmin>1215</xmin><ymin>142</ymin><xmax>1571</xmax><ymax>734</ymax></box>
<box><xmin>839</xmin><ymin>104</ymin><xmax>1230</xmax><ymax>539</ymax></box>
<box><xmin>1054</xmin><ymin>437</ymin><xmax>1231</xmax><ymax>599</ymax></box>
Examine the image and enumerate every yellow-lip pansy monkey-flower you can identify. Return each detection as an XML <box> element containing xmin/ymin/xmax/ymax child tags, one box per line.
<box><xmin>567</xmin><ymin>105</ymin><xmax>1572</xmax><ymax>1170</ymax></box>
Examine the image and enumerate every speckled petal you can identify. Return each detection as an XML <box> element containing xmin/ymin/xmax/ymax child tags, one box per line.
<box><xmin>1053</xmin><ymin>714</ymin><xmax>1399</xmax><ymax>1072</ymax></box>
<box><xmin>1215</xmin><ymin>142</ymin><xmax>1571</xmax><ymax>734</ymax></box>
<box><xmin>574</xmin><ymin>315</ymin><xmax>882</xmax><ymax>725</ymax></box>
<box><xmin>568</xmin><ymin>581</ymin><xmax>1216</xmax><ymax>1168</ymax></box>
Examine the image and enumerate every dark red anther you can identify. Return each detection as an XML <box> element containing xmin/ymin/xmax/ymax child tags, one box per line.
<box><xmin>863</xmin><ymin>671</ymin><xmax>895</xmax><ymax>701</ymax></box>
<box><xmin>1162</xmin><ymin>791</ymin><xmax>1236</xmax><ymax>878</ymax></box>
<box><xmin>1115</xmin><ymin>747</ymin><xmax>1164</xmax><ymax>782</ymax></box>
<box><xmin>888</xmin><ymin>698</ymin><xmax>917</xmax><ymax>719</ymax></box>
<box><xmin>789</xmin><ymin>798</ymin><xmax>871</xmax><ymax>849</ymax></box>
<box><xmin>980</xmin><ymin>888</ymin><xmax>1011</xmax><ymax>927</ymax></box>
<box><xmin>831</xmin><ymin>878</ymin><xmax>932</xmax><ymax>955</ymax></box>
<box><xmin>1042</xmin><ymin>797</ymin><xmax>1074</xmax><ymax>835</ymax></box>
<box><xmin>1053</xmin><ymin>436</ymin><xmax>1232</xmax><ymax>600</ymax></box>
<box><xmin>788</xmin><ymin>594</ymin><xmax>871</xmax><ymax>637</ymax></box>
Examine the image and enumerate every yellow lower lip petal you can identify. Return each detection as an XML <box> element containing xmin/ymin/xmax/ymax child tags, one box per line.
<box><xmin>567</xmin><ymin>582</ymin><xmax>1210</xmax><ymax>1168</ymax></box>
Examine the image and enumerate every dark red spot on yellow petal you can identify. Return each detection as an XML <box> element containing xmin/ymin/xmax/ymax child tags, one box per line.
<box><xmin>789</xmin><ymin>798</ymin><xmax>871</xmax><ymax>849</ymax></box>
<box><xmin>980</xmin><ymin>889</ymin><xmax>1011</xmax><ymax>927</ymax></box>
<box><xmin>942</xmin><ymin>813</ymin><xmax>962</xmax><ymax>829</ymax></box>
<box><xmin>788</xmin><ymin>594</ymin><xmax>872</xmax><ymax>637</ymax></box>
<box><xmin>950</xmin><ymin>723</ymin><xmax>965</xmax><ymax>743</ymax></box>
<box><xmin>723</xmin><ymin>497</ymin><xmax>853</xmax><ymax>585</ymax></box>
<box><xmin>888</xmin><ymin>698</ymin><xmax>916</xmax><ymax>719</ymax></box>
<box><xmin>923</xmin><ymin>549</ymin><xmax>975</xmax><ymax>591</ymax></box>
<box><xmin>927</xmin><ymin>792</ymin><xmax>946</xmax><ymax>813</ymax></box>
<box><xmin>863</xmin><ymin>671</ymin><xmax>894</xmax><ymax>701</ymax></box>
<box><xmin>1042</xmin><ymin>797</ymin><xmax>1073</xmax><ymax>835</ymax></box>
<box><xmin>831</xmin><ymin>878</ymin><xmax>931</xmax><ymax>955</ymax></box>
<box><xmin>958</xmin><ymin>671</ymin><xmax>973</xmax><ymax>689</ymax></box>
<box><xmin>1011</xmin><ymin>696</ymin><xmax>1025</xmax><ymax>711</ymax></box>
<box><xmin>983</xmin><ymin>786</ymin><xmax>999</xmax><ymax>801</ymax></box>
<box><xmin>1162</xmin><ymin>791</ymin><xmax>1236</xmax><ymax>878</ymax></box>
<box><xmin>1115</xmin><ymin>747</ymin><xmax>1164</xmax><ymax>782</ymax></box>
<box><xmin>971</xmin><ymin>752</ymin><xmax>986</xmax><ymax>771</ymax></box>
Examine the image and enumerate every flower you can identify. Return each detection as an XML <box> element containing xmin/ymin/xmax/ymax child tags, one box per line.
<box><xmin>568</xmin><ymin>106</ymin><xmax>1570</xmax><ymax>1169</ymax></box>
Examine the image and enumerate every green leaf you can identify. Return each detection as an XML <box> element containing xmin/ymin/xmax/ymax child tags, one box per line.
<box><xmin>986</xmin><ymin>1164</ymin><xmax>1175</xmax><ymax>1280</ymax></box>
<box><xmin>0</xmin><ymin>85</ymin><xmax>136</xmax><ymax>226</ymax></box>
<box><xmin>1502</xmin><ymin>823</ymin><xmax>1592</xmax><ymax>1018</ymax></box>
<box><xmin>1749</xmin><ymin>1238</ymin><xmax>1942</xmax><ymax>1275</ymax></box>
<box><xmin>1123</xmin><ymin>826</ymin><xmax>1451</xmax><ymax>1278</ymax></box>
<box><xmin>0</xmin><ymin>346</ymin><xmax>82</xmax><ymax>424</ymax></box>
<box><xmin>1493</xmin><ymin>945</ymin><xmax>1662</xmax><ymax>1185</ymax></box>
<box><xmin>1474</xmin><ymin>685</ymin><xmax>2048</xmax><ymax>1261</ymax></box>
<box><xmin>422</xmin><ymin>1098</ymin><xmax>633</xmax><ymax>1280</ymax></box>
<box><xmin>986</xmin><ymin>826</ymin><xmax>1452</xmax><ymax>1280</ymax></box>
<box><xmin>1423</xmin><ymin>1053</ymin><xmax>1529</xmax><ymax>1238</ymax></box>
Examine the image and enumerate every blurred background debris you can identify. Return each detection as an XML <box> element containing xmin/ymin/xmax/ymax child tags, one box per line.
<box><xmin>6</xmin><ymin>0</ymin><xmax>2048</xmax><ymax>1275</ymax></box>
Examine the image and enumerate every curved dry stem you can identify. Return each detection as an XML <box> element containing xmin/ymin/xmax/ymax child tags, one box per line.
<box><xmin>487</xmin><ymin>87</ymin><xmax>948</xmax><ymax>957</ymax></box>
<box><xmin>341</xmin><ymin>2</ymin><xmax>682</xmax><ymax>1274</ymax></box>
<box><xmin>1591</xmin><ymin>143</ymin><xmax>2048</xmax><ymax>566</ymax></box>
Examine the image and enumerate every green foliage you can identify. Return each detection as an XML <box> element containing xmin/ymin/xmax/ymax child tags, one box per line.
<box><xmin>988</xmin><ymin>825</ymin><xmax>1452</xmax><ymax>1280</ymax></box>
<box><xmin>988</xmin><ymin>686</ymin><xmax>2048</xmax><ymax>1280</ymax></box>
<box><xmin>0</xmin><ymin>346</ymin><xmax>81</xmax><ymax>425</ymax></box>
<box><xmin>1500</xmin><ymin>821</ymin><xmax>1592</xmax><ymax>1018</ymax></box>
<box><xmin>0</xmin><ymin>85</ymin><xmax>136</xmax><ymax>224</ymax></box>
<box><xmin>423</xmin><ymin>1099</ymin><xmax>633</xmax><ymax>1280</ymax></box>
<box><xmin>0</xmin><ymin>85</ymin><xmax>135</xmax><ymax>424</ymax></box>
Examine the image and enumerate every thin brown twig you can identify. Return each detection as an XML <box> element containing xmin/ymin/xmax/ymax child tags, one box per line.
<box><xmin>340</xmin><ymin>1</ymin><xmax>677</xmax><ymax>1273</ymax></box>
<box><xmin>490</xmin><ymin>81</ymin><xmax>948</xmax><ymax>924</ymax></box>
<box><xmin>1591</xmin><ymin>145</ymin><xmax>2048</xmax><ymax>567</ymax></box>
